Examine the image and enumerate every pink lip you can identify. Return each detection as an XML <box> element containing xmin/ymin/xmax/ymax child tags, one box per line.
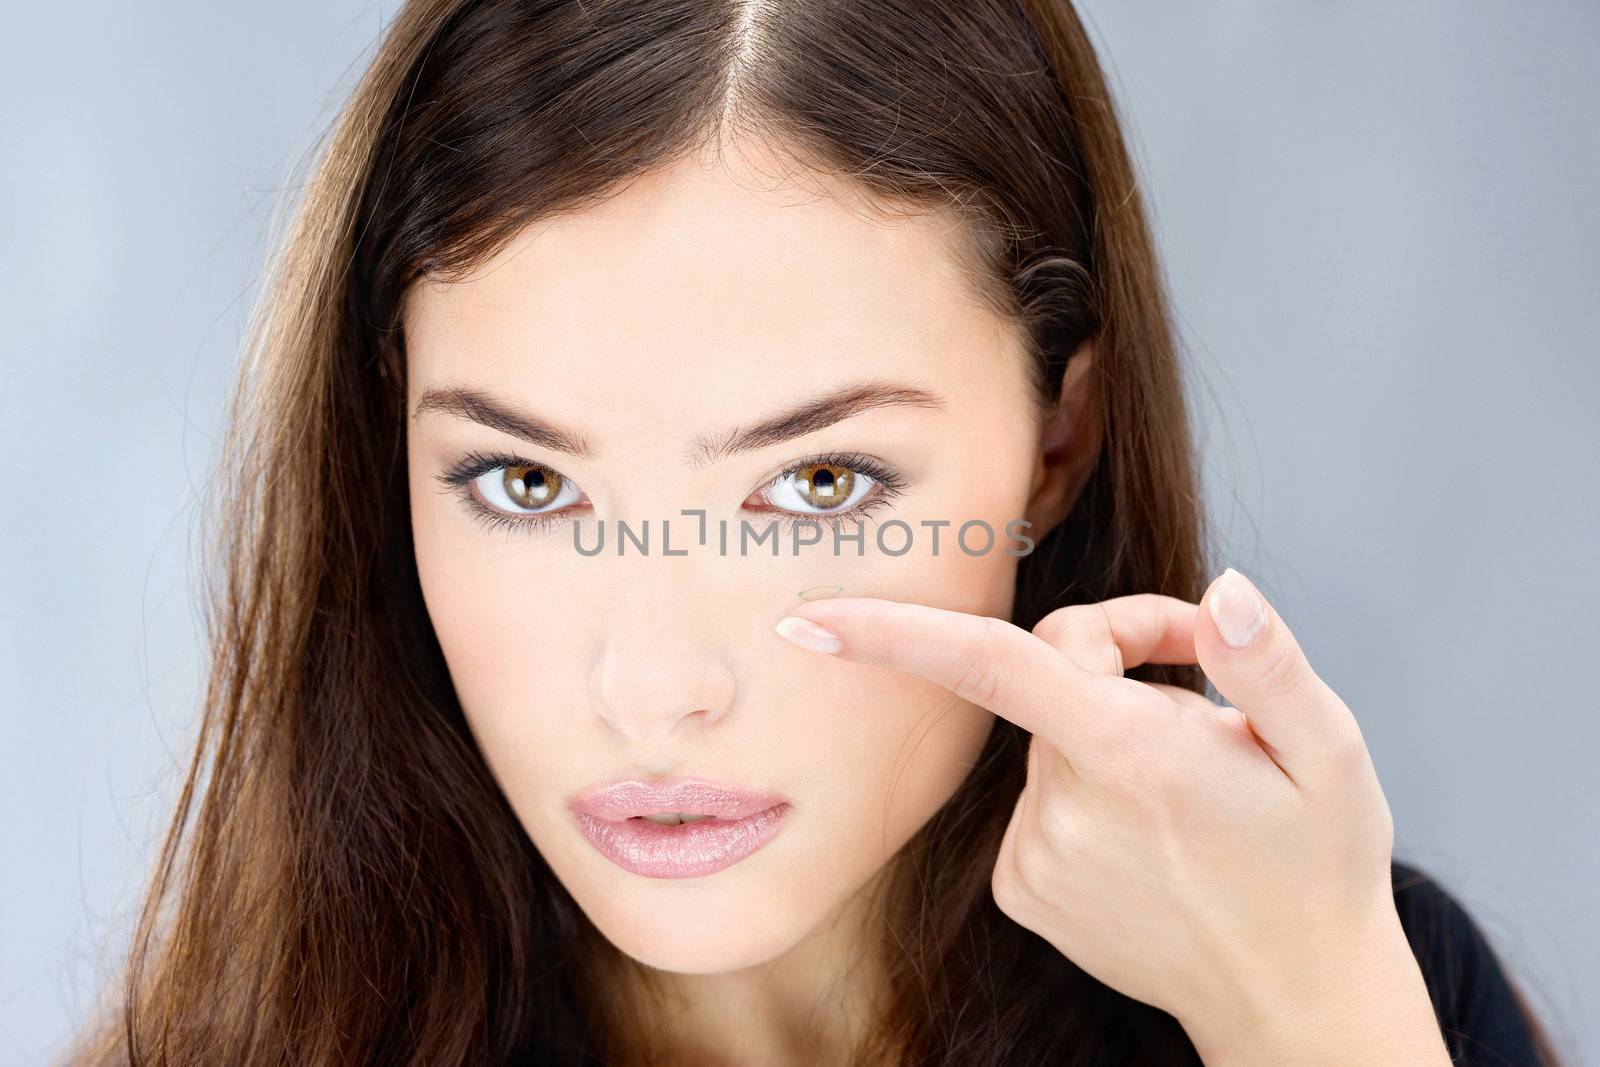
<box><xmin>568</xmin><ymin>776</ymin><xmax>794</xmax><ymax>879</ymax></box>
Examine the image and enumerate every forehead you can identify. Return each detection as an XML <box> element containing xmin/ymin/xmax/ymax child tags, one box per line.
<box><xmin>401</xmin><ymin>144</ymin><xmax>1028</xmax><ymax>424</ymax></box>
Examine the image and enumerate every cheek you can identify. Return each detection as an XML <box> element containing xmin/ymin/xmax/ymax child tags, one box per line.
<box><xmin>771</xmin><ymin>533</ymin><xmax>1019</xmax><ymax>879</ymax></box>
<box><xmin>797</xmin><ymin>669</ymin><xmax>995</xmax><ymax>882</ymax></box>
<box><xmin>409</xmin><ymin>494</ymin><xmax>598</xmax><ymax>796</ymax></box>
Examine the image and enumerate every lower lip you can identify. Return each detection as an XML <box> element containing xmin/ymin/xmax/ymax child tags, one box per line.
<box><xmin>572</xmin><ymin>803</ymin><xmax>793</xmax><ymax>879</ymax></box>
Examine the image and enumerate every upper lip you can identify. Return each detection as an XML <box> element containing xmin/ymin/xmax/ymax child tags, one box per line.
<box><xmin>568</xmin><ymin>776</ymin><xmax>791</xmax><ymax>822</ymax></box>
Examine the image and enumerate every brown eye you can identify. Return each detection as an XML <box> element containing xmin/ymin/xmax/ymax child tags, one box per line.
<box><xmin>760</xmin><ymin>460</ymin><xmax>877</xmax><ymax>516</ymax></box>
<box><xmin>503</xmin><ymin>464</ymin><xmax>562</xmax><ymax>508</ymax></box>
<box><xmin>470</xmin><ymin>461</ymin><xmax>583</xmax><ymax>517</ymax></box>
<box><xmin>794</xmin><ymin>463</ymin><xmax>855</xmax><ymax>510</ymax></box>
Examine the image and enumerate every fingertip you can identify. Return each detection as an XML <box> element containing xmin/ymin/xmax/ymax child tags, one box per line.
<box><xmin>774</xmin><ymin>614</ymin><xmax>842</xmax><ymax>654</ymax></box>
<box><xmin>1206</xmin><ymin>567</ymin><xmax>1267</xmax><ymax>649</ymax></box>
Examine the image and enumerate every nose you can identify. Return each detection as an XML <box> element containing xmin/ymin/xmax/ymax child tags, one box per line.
<box><xmin>589</xmin><ymin>583</ymin><xmax>738</xmax><ymax>745</ymax></box>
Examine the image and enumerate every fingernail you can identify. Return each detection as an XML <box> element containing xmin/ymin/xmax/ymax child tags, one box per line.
<box><xmin>1208</xmin><ymin>567</ymin><xmax>1266</xmax><ymax>648</ymax></box>
<box><xmin>775</xmin><ymin>615</ymin><xmax>841</xmax><ymax>654</ymax></box>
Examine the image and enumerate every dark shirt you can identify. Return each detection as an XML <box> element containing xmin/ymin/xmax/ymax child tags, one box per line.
<box><xmin>1391</xmin><ymin>859</ymin><xmax>1549</xmax><ymax>1066</ymax></box>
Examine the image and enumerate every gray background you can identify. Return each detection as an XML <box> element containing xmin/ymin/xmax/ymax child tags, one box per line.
<box><xmin>2</xmin><ymin>3</ymin><xmax>1594</xmax><ymax>1063</ymax></box>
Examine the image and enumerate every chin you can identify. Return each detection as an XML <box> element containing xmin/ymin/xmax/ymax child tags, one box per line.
<box><xmin>574</xmin><ymin>872</ymin><xmax>818</xmax><ymax>974</ymax></box>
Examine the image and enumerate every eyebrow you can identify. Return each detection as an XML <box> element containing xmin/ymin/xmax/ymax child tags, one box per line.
<box><xmin>411</xmin><ymin>379</ymin><xmax>946</xmax><ymax>468</ymax></box>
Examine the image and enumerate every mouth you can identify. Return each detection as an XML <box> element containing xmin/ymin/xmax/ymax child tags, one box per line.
<box><xmin>569</xmin><ymin>777</ymin><xmax>791</xmax><ymax>821</ymax></box>
<box><xmin>568</xmin><ymin>776</ymin><xmax>794</xmax><ymax>879</ymax></box>
<box><xmin>628</xmin><ymin>811</ymin><xmax>718</xmax><ymax>826</ymax></box>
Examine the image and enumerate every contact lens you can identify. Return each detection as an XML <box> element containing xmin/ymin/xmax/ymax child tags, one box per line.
<box><xmin>797</xmin><ymin>584</ymin><xmax>844</xmax><ymax>601</ymax></box>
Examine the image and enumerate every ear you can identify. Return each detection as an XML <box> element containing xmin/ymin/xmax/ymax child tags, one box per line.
<box><xmin>1022</xmin><ymin>339</ymin><xmax>1103</xmax><ymax>542</ymax></box>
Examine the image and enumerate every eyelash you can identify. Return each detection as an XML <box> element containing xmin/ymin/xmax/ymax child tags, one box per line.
<box><xmin>434</xmin><ymin>448</ymin><xmax>909</xmax><ymax>538</ymax></box>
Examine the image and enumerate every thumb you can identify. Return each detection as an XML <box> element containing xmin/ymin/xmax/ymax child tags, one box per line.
<box><xmin>1197</xmin><ymin>567</ymin><xmax>1361</xmax><ymax>785</ymax></box>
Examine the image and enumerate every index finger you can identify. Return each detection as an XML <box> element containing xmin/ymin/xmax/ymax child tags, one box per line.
<box><xmin>775</xmin><ymin>596</ymin><xmax>1146</xmax><ymax>762</ymax></box>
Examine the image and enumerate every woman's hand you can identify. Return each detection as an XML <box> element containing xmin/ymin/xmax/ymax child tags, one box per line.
<box><xmin>773</xmin><ymin>567</ymin><xmax>1451</xmax><ymax>1066</ymax></box>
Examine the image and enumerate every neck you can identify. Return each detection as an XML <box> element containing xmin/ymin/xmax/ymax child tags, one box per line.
<box><xmin>593</xmin><ymin>865</ymin><xmax>896</xmax><ymax>1066</ymax></box>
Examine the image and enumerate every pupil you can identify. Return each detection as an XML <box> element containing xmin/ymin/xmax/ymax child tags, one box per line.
<box><xmin>510</xmin><ymin>467</ymin><xmax>554</xmax><ymax>505</ymax></box>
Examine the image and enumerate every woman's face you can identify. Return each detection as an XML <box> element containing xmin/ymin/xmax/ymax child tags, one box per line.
<box><xmin>404</xmin><ymin>141</ymin><xmax>1057</xmax><ymax>974</ymax></box>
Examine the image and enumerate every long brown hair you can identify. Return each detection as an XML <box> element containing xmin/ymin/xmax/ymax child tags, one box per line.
<box><xmin>61</xmin><ymin>1</ymin><xmax>1563</xmax><ymax>1063</ymax></box>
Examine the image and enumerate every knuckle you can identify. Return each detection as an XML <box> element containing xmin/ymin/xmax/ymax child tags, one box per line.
<box><xmin>1033</xmin><ymin>605</ymin><xmax>1120</xmax><ymax>675</ymax></box>
<box><xmin>1034</xmin><ymin>796</ymin><xmax>1077</xmax><ymax>849</ymax></box>
<box><xmin>991</xmin><ymin>863</ymin><xmax>1032</xmax><ymax>920</ymax></box>
<box><xmin>951</xmin><ymin>616</ymin><xmax>1004</xmax><ymax>707</ymax></box>
<box><xmin>1012</xmin><ymin>834</ymin><xmax>1056</xmax><ymax>899</ymax></box>
<box><xmin>1032</xmin><ymin>605</ymin><xmax>1095</xmax><ymax>649</ymax></box>
<box><xmin>1375</xmin><ymin>800</ymin><xmax>1396</xmax><ymax>849</ymax></box>
<box><xmin>1246</xmin><ymin>640</ymin><xmax>1316</xmax><ymax>704</ymax></box>
<box><xmin>1324</xmin><ymin>710</ymin><xmax>1373</xmax><ymax>775</ymax></box>
<box><xmin>1029</xmin><ymin>607</ymin><xmax>1073</xmax><ymax>647</ymax></box>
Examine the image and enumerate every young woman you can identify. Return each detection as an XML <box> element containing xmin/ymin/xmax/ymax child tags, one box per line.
<box><xmin>64</xmin><ymin>1</ymin><xmax>1563</xmax><ymax>1064</ymax></box>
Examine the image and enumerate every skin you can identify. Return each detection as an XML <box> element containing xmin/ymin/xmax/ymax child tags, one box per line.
<box><xmin>404</xmin><ymin>134</ymin><xmax>1095</xmax><ymax>1065</ymax></box>
<box><xmin>781</xmin><ymin>579</ymin><xmax>1453</xmax><ymax>1065</ymax></box>
<box><xmin>404</xmin><ymin>134</ymin><xmax>1448</xmax><ymax>1064</ymax></box>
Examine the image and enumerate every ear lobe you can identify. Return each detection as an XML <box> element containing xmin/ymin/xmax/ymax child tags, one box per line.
<box><xmin>1023</xmin><ymin>340</ymin><xmax>1103</xmax><ymax>541</ymax></box>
